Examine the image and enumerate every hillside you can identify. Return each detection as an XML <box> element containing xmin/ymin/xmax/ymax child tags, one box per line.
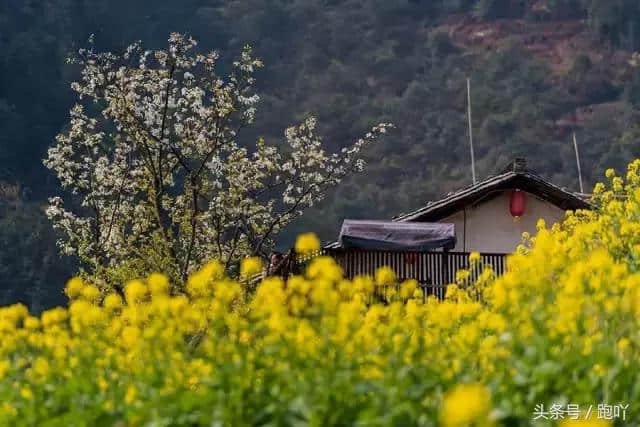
<box><xmin>285</xmin><ymin>5</ymin><xmax>640</xmax><ymax>240</ymax></box>
<box><xmin>2</xmin><ymin>0</ymin><xmax>640</xmax><ymax>308</ymax></box>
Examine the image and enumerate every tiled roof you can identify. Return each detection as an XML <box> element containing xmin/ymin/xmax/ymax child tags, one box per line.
<box><xmin>393</xmin><ymin>163</ymin><xmax>592</xmax><ymax>223</ymax></box>
<box><xmin>324</xmin><ymin>159</ymin><xmax>593</xmax><ymax>249</ymax></box>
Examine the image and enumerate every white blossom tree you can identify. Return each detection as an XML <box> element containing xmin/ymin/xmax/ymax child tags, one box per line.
<box><xmin>44</xmin><ymin>33</ymin><xmax>391</xmax><ymax>288</ymax></box>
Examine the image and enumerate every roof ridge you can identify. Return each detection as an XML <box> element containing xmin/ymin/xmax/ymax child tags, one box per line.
<box><xmin>394</xmin><ymin>170</ymin><xmax>518</xmax><ymax>221</ymax></box>
<box><xmin>394</xmin><ymin>169</ymin><xmax>591</xmax><ymax>222</ymax></box>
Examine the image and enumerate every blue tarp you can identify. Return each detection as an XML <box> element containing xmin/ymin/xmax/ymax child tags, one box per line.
<box><xmin>339</xmin><ymin>220</ymin><xmax>456</xmax><ymax>252</ymax></box>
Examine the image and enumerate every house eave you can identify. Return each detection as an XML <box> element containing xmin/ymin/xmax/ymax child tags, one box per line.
<box><xmin>393</xmin><ymin>171</ymin><xmax>593</xmax><ymax>223</ymax></box>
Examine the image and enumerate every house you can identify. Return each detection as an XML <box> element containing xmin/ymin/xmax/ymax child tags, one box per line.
<box><xmin>392</xmin><ymin>158</ymin><xmax>591</xmax><ymax>254</ymax></box>
<box><xmin>315</xmin><ymin>158</ymin><xmax>592</xmax><ymax>292</ymax></box>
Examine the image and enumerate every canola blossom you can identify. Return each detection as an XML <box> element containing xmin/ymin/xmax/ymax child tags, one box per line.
<box><xmin>4</xmin><ymin>162</ymin><xmax>640</xmax><ymax>425</ymax></box>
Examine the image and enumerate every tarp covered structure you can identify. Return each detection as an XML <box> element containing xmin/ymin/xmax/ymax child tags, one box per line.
<box><xmin>338</xmin><ymin>220</ymin><xmax>456</xmax><ymax>252</ymax></box>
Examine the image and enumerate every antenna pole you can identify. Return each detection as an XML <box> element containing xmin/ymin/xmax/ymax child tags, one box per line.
<box><xmin>467</xmin><ymin>78</ymin><xmax>477</xmax><ymax>184</ymax></box>
<box><xmin>573</xmin><ymin>132</ymin><xmax>584</xmax><ymax>193</ymax></box>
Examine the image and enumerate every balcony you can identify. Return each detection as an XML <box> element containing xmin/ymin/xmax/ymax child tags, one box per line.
<box><xmin>285</xmin><ymin>248</ymin><xmax>508</xmax><ymax>301</ymax></box>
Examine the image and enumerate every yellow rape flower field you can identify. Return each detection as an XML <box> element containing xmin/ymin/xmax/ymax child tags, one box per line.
<box><xmin>5</xmin><ymin>162</ymin><xmax>640</xmax><ymax>426</ymax></box>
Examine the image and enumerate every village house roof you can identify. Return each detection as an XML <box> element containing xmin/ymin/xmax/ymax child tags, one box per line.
<box><xmin>393</xmin><ymin>158</ymin><xmax>593</xmax><ymax>223</ymax></box>
<box><xmin>324</xmin><ymin>159</ymin><xmax>593</xmax><ymax>250</ymax></box>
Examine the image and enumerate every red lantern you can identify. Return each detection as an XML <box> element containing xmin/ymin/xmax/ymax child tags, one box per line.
<box><xmin>510</xmin><ymin>190</ymin><xmax>526</xmax><ymax>218</ymax></box>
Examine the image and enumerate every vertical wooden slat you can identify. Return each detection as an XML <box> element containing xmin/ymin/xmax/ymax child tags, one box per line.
<box><xmin>353</xmin><ymin>250</ymin><xmax>357</xmax><ymax>277</ymax></box>
<box><xmin>401</xmin><ymin>252</ymin><xmax>406</xmax><ymax>279</ymax></box>
<box><xmin>304</xmin><ymin>250</ymin><xmax>507</xmax><ymax>301</ymax></box>
<box><xmin>390</xmin><ymin>252</ymin><xmax>394</xmax><ymax>276</ymax></box>
<box><xmin>363</xmin><ymin>250</ymin><xmax>367</xmax><ymax>276</ymax></box>
<box><xmin>432</xmin><ymin>253</ymin><xmax>437</xmax><ymax>285</ymax></box>
<box><xmin>363</xmin><ymin>251</ymin><xmax>367</xmax><ymax>289</ymax></box>
<box><xmin>349</xmin><ymin>250</ymin><xmax>353</xmax><ymax>277</ymax></box>
<box><xmin>344</xmin><ymin>250</ymin><xmax>348</xmax><ymax>277</ymax></box>
<box><xmin>424</xmin><ymin>253</ymin><xmax>428</xmax><ymax>285</ymax></box>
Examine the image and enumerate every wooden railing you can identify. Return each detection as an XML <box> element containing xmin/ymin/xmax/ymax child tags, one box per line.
<box><xmin>264</xmin><ymin>249</ymin><xmax>508</xmax><ymax>301</ymax></box>
<box><xmin>323</xmin><ymin>249</ymin><xmax>507</xmax><ymax>285</ymax></box>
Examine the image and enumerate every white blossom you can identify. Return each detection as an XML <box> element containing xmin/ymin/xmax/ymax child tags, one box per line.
<box><xmin>45</xmin><ymin>33</ymin><xmax>392</xmax><ymax>285</ymax></box>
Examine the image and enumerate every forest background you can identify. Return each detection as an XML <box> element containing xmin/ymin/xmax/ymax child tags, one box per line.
<box><xmin>2</xmin><ymin>0</ymin><xmax>640</xmax><ymax>311</ymax></box>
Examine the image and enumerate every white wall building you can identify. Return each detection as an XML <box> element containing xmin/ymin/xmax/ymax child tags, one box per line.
<box><xmin>320</xmin><ymin>159</ymin><xmax>592</xmax><ymax>286</ymax></box>
<box><xmin>393</xmin><ymin>159</ymin><xmax>591</xmax><ymax>254</ymax></box>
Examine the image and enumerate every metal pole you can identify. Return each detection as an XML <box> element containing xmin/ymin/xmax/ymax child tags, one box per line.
<box><xmin>467</xmin><ymin>78</ymin><xmax>477</xmax><ymax>184</ymax></box>
<box><xmin>573</xmin><ymin>132</ymin><xmax>584</xmax><ymax>193</ymax></box>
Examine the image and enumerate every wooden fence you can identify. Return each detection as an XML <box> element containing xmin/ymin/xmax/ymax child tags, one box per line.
<box><xmin>324</xmin><ymin>249</ymin><xmax>506</xmax><ymax>283</ymax></box>
<box><xmin>292</xmin><ymin>249</ymin><xmax>508</xmax><ymax>301</ymax></box>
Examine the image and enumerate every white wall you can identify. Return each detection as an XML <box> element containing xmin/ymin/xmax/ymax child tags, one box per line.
<box><xmin>440</xmin><ymin>190</ymin><xmax>565</xmax><ymax>253</ymax></box>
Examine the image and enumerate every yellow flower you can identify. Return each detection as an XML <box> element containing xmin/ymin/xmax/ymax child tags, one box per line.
<box><xmin>605</xmin><ymin>168</ymin><xmax>615</xmax><ymax>179</ymax></box>
<box><xmin>295</xmin><ymin>232</ymin><xmax>321</xmax><ymax>254</ymax></box>
<box><xmin>20</xmin><ymin>387</ymin><xmax>33</xmax><ymax>400</ymax></box>
<box><xmin>41</xmin><ymin>307</ymin><xmax>68</xmax><ymax>328</ymax></box>
<box><xmin>0</xmin><ymin>360</ymin><xmax>9</xmax><ymax>380</ymax></box>
<box><xmin>375</xmin><ymin>266</ymin><xmax>396</xmax><ymax>285</ymax></box>
<box><xmin>400</xmin><ymin>279</ymin><xmax>417</xmax><ymax>299</ymax></box>
<box><xmin>31</xmin><ymin>357</ymin><xmax>50</xmax><ymax>378</ymax></box>
<box><xmin>617</xmin><ymin>337</ymin><xmax>631</xmax><ymax>353</ymax></box>
<box><xmin>353</xmin><ymin>276</ymin><xmax>374</xmax><ymax>294</ymax></box>
<box><xmin>0</xmin><ymin>402</ymin><xmax>17</xmax><ymax>417</ymax></box>
<box><xmin>441</xmin><ymin>383</ymin><xmax>492</xmax><ymax>427</ymax></box>
<box><xmin>469</xmin><ymin>252</ymin><xmax>481</xmax><ymax>263</ymax></box>
<box><xmin>188</xmin><ymin>376</ymin><xmax>199</xmax><ymax>389</ymax></box>
<box><xmin>593</xmin><ymin>182</ymin><xmax>605</xmax><ymax>195</ymax></box>
<box><xmin>148</xmin><ymin>273</ymin><xmax>169</xmax><ymax>296</ymax></box>
<box><xmin>239</xmin><ymin>330</ymin><xmax>251</xmax><ymax>344</ymax></box>
<box><xmin>186</xmin><ymin>261</ymin><xmax>224</xmax><ymax>297</ymax></box>
<box><xmin>186</xmin><ymin>271</ymin><xmax>209</xmax><ymax>297</ymax></box>
<box><xmin>80</xmin><ymin>284</ymin><xmax>101</xmax><ymax>303</ymax></box>
<box><xmin>306</xmin><ymin>256</ymin><xmax>343</xmax><ymax>281</ymax></box>
<box><xmin>96</xmin><ymin>377</ymin><xmax>111</xmax><ymax>394</ymax></box>
<box><xmin>23</xmin><ymin>316</ymin><xmax>40</xmax><ymax>330</ymax></box>
<box><xmin>103</xmin><ymin>293</ymin><xmax>123</xmax><ymax>311</ymax></box>
<box><xmin>121</xmin><ymin>326</ymin><xmax>141</xmax><ymax>348</ymax></box>
<box><xmin>200</xmin><ymin>260</ymin><xmax>225</xmax><ymax>281</ymax></box>
<box><xmin>124</xmin><ymin>384</ymin><xmax>137</xmax><ymax>404</ymax></box>
<box><xmin>456</xmin><ymin>270</ymin><xmax>471</xmax><ymax>282</ymax></box>
<box><xmin>102</xmin><ymin>400</ymin><xmax>114</xmax><ymax>411</ymax></box>
<box><xmin>215</xmin><ymin>281</ymin><xmax>242</xmax><ymax>305</ymax></box>
<box><xmin>65</xmin><ymin>277</ymin><xmax>85</xmax><ymax>299</ymax></box>
<box><xmin>124</xmin><ymin>280</ymin><xmax>147</xmax><ymax>304</ymax></box>
<box><xmin>295</xmin><ymin>321</ymin><xmax>316</xmax><ymax>347</ymax></box>
<box><xmin>241</xmin><ymin>257</ymin><xmax>263</xmax><ymax>277</ymax></box>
